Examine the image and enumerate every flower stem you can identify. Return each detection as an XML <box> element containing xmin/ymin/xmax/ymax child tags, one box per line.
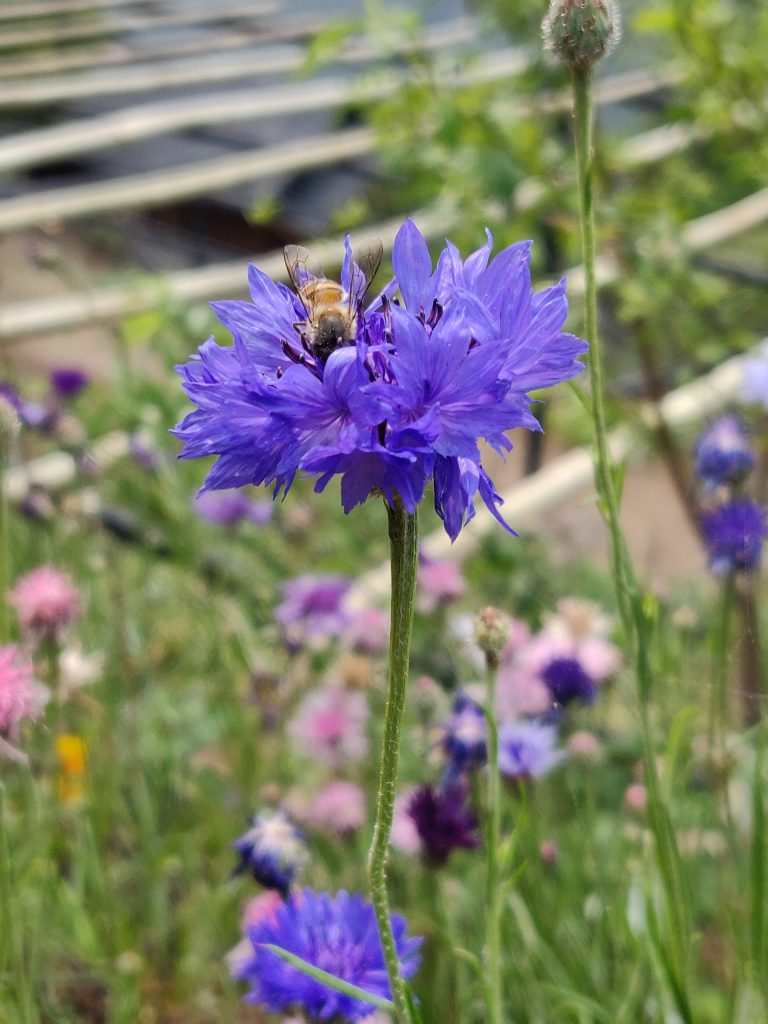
<box><xmin>367</xmin><ymin>499</ymin><xmax>418</xmax><ymax>1024</ymax></box>
<box><xmin>484</xmin><ymin>655</ymin><xmax>503</xmax><ymax>1024</ymax></box>
<box><xmin>571</xmin><ymin>66</ymin><xmax>631</xmax><ymax>626</ymax></box>
<box><xmin>571</xmin><ymin>66</ymin><xmax>694</xmax><ymax>1021</ymax></box>
<box><xmin>0</xmin><ymin>428</ymin><xmax>11</xmax><ymax>643</ymax></box>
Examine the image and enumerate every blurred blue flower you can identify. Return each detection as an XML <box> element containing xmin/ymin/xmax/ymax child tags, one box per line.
<box><xmin>407</xmin><ymin>782</ymin><xmax>481</xmax><ymax>865</ymax></box>
<box><xmin>701</xmin><ymin>499</ymin><xmax>768</xmax><ymax>575</ymax></box>
<box><xmin>498</xmin><ymin>720</ymin><xmax>564</xmax><ymax>781</ymax></box>
<box><xmin>233</xmin><ymin>809</ymin><xmax>308</xmax><ymax>896</ymax></box>
<box><xmin>741</xmin><ymin>342</ymin><xmax>768</xmax><ymax>410</ymax></box>
<box><xmin>275</xmin><ymin>574</ymin><xmax>351</xmax><ymax>647</ymax></box>
<box><xmin>174</xmin><ymin>223</ymin><xmax>585</xmax><ymax>540</ymax></box>
<box><xmin>50</xmin><ymin>367</ymin><xmax>89</xmax><ymax>400</ymax></box>
<box><xmin>194</xmin><ymin>488</ymin><xmax>272</xmax><ymax>526</ymax></box>
<box><xmin>695</xmin><ymin>415</ymin><xmax>754</xmax><ymax>489</ymax></box>
<box><xmin>442</xmin><ymin>692</ymin><xmax>487</xmax><ymax>772</ymax></box>
<box><xmin>233</xmin><ymin>888</ymin><xmax>421</xmax><ymax>1022</ymax></box>
<box><xmin>541</xmin><ymin>656</ymin><xmax>596</xmax><ymax>706</ymax></box>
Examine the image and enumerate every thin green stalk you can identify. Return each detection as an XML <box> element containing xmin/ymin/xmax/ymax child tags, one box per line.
<box><xmin>570</xmin><ymin>66</ymin><xmax>694</xmax><ymax>1020</ymax></box>
<box><xmin>0</xmin><ymin>429</ymin><xmax>11</xmax><ymax>642</ymax></box>
<box><xmin>367</xmin><ymin>499</ymin><xmax>418</xmax><ymax>1024</ymax></box>
<box><xmin>484</xmin><ymin>655</ymin><xmax>503</xmax><ymax>1024</ymax></box>
<box><xmin>571</xmin><ymin>66</ymin><xmax>631</xmax><ymax>627</ymax></box>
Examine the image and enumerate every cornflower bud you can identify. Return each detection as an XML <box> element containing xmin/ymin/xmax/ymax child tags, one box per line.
<box><xmin>542</xmin><ymin>0</ymin><xmax>621</xmax><ymax>70</ymax></box>
<box><xmin>474</xmin><ymin>606</ymin><xmax>511</xmax><ymax>667</ymax></box>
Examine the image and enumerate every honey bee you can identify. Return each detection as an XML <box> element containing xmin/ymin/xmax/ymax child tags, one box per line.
<box><xmin>283</xmin><ymin>240</ymin><xmax>383</xmax><ymax>361</ymax></box>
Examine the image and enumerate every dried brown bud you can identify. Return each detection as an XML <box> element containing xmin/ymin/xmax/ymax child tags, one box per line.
<box><xmin>474</xmin><ymin>606</ymin><xmax>511</xmax><ymax>662</ymax></box>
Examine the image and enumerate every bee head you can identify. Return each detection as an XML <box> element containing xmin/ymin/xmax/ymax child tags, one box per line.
<box><xmin>314</xmin><ymin>314</ymin><xmax>350</xmax><ymax>358</ymax></box>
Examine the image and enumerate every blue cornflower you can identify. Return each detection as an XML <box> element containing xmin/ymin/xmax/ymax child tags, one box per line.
<box><xmin>442</xmin><ymin>692</ymin><xmax>488</xmax><ymax>771</ymax></box>
<box><xmin>174</xmin><ymin>223</ymin><xmax>585</xmax><ymax>540</ymax></box>
<box><xmin>233</xmin><ymin>888</ymin><xmax>422</xmax><ymax>1022</ymax></box>
<box><xmin>541</xmin><ymin>656</ymin><xmax>596</xmax><ymax>706</ymax></box>
<box><xmin>407</xmin><ymin>781</ymin><xmax>481</xmax><ymax>866</ymax></box>
<box><xmin>701</xmin><ymin>499</ymin><xmax>768</xmax><ymax>575</ymax></box>
<box><xmin>498</xmin><ymin>720</ymin><xmax>564</xmax><ymax>781</ymax></box>
<box><xmin>695</xmin><ymin>415</ymin><xmax>754</xmax><ymax>489</ymax></box>
<box><xmin>233</xmin><ymin>809</ymin><xmax>308</xmax><ymax>896</ymax></box>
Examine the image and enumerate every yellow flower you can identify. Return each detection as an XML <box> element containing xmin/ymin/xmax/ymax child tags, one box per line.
<box><xmin>56</xmin><ymin>733</ymin><xmax>87</xmax><ymax>806</ymax></box>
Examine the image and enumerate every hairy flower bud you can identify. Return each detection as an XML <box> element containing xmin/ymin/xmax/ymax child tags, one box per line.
<box><xmin>474</xmin><ymin>606</ymin><xmax>511</xmax><ymax>664</ymax></box>
<box><xmin>542</xmin><ymin>0</ymin><xmax>620</xmax><ymax>70</ymax></box>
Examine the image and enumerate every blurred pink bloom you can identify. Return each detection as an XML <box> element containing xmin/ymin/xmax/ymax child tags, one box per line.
<box><xmin>391</xmin><ymin>789</ymin><xmax>422</xmax><ymax>856</ymax></box>
<box><xmin>567</xmin><ymin>730</ymin><xmax>602</xmax><ymax>758</ymax></box>
<box><xmin>0</xmin><ymin>644</ymin><xmax>48</xmax><ymax>743</ymax></box>
<box><xmin>624</xmin><ymin>783</ymin><xmax>648</xmax><ymax>812</ymax></box>
<box><xmin>495</xmin><ymin>664</ymin><xmax>551</xmax><ymax>719</ymax></box>
<box><xmin>8</xmin><ymin>566</ymin><xmax>82</xmax><ymax>641</ymax></box>
<box><xmin>540</xmin><ymin>839</ymin><xmax>559</xmax><ymax>865</ymax></box>
<box><xmin>287</xmin><ymin>686</ymin><xmax>369</xmax><ymax>766</ymax></box>
<box><xmin>345</xmin><ymin>607</ymin><xmax>389</xmax><ymax>655</ymax></box>
<box><xmin>417</xmin><ymin>556</ymin><xmax>465</xmax><ymax>612</ymax></box>
<box><xmin>303</xmin><ymin>781</ymin><xmax>366</xmax><ymax>836</ymax></box>
<box><xmin>517</xmin><ymin>626</ymin><xmax>620</xmax><ymax>686</ymax></box>
<box><xmin>227</xmin><ymin>890</ymin><xmax>284</xmax><ymax>973</ymax></box>
<box><xmin>500</xmin><ymin>618</ymin><xmax>532</xmax><ymax>659</ymax></box>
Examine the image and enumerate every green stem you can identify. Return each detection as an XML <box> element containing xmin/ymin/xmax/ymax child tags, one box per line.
<box><xmin>367</xmin><ymin>499</ymin><xmax>418</xmax><ymax>1024</ymax></box>
<box><xmin>571</xmin><ymin>66</ymin><xmax>631</xmax><ymax>627</ymax></box>
<box><xmin>484</xmin><ymin>655</ymin><xmax>503</xmax><ymax>1024</ymax></box>
<box><xmin>0</xmin><ymin>430</ymin><xmax>10</xmax><ymax>642</ymax></box>
<box><xmin>571</xmin><ymin>65</ymin><xmax>694</xmax><ymax>1021</ymax></box>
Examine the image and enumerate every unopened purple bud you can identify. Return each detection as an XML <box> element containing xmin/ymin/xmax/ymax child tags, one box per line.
<box><xmin>50</xmin><ymin>367</ymin><xmax>89</xmax><ymax>400</ymax></box>
<box><xmin>543</xmin><ymin>0</ymin><xmax>621</xmax><ymax>70</ymax></box>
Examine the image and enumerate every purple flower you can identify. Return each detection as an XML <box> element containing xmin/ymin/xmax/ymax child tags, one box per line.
<box><xmin>50</xmin><ymin>367</ymin><xmax>89</xmax><ymax>399</ymax></box>
<box><xmin>541</xmin><ymin>656</ymin><xmax>597</xmax><ymax>706</ymax></box>
<box><xmin>173</xmin><ymin>224</ymin><xmax>585</xmax><ymax>540</ymax></box>
<box><xmin>442</xmin><ymin>693</ymin><xmax>487</xmax><ymax>771</ymax></box>
<box><xmin>194</xmin><ymin>488</ymin><xmax>272</xmax><ymax>526</ymax></box>
<box><xmin>701</xmin><ymin>499</ymin><xmax>768</xmax><ymax>575</ymax></box>
<box><xmin>233</xmin><ymin>809</ymin><xmax>308</xmax><ymax>896</ymax></box>
<box><xmin>275</xmin><ymin>574</ymin><xmax>351</xmax><ymax>647</ymax></box>
<box><xmin>233</xmin><ymin>888</ymin><xmax>421</xmax><ymax>1022</ymax></box>
<box><xmin>407</xmin><ymin>782</ymin><xmax>481</xmax><ymax>865</ymax></box>
<box><xmin>498</xmin><ymin>720</ymin><xmax>564</xmax><ymax>781</ymax></box>
<box><xmin>695</xmin><ymin>415</ymin><xmax>754</xmax><ymax>488</ymax></box>
<box><xmin>741</xmin><ymin>342</ymin><xmax>768</xmax><ymax>409</ymax></box>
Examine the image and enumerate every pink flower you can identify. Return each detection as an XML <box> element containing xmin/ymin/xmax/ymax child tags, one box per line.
<box><xmin>8</xmin><ymin>566</ymin><xmax>82</xmax><ymax>641</ymax></box>
<box><xmin>391</xmin><ymin>789</ymin><xmax>422</xmax><ymax>856</ymax></box>
<box><xmin>287</xmin><ymin>686</ymin><xmax>369</xmax><ymax>766</ymax></box>
<box><xmin>567</xmin><ymin>731</ymin><xmax>602</xmax><ymax>759</ymax></box>
<box><xmin>0</xmin><ymin>645</ymin><xmax>48</xmax><ymax>740</ymax></box>
<box><xmin>303</xmin><ymin>781</ymin><xmax>366</xmax><ymax>835</ymax></box>
<box><xmin>624</xmin><ymin>783</ymin><xmax>648</xmax><ymax>813</ymax></box>
<box><xmin>227</xmin><ymin>891</ymin><xmax>284</xmax><ymax>973</ymax></box>
<box><xmin>344</xmin><ymin>607</ymin><xmax>389</xmax><ymax>655</ymax></box>
<box><xmin>495</xmin><ymin>664</ymin><xmax>552</xmax><ymax>719</ymax></box>
<box><xmin>417</xmin><ymin>556</ymin><xmax>465</xmax><ymax>612</ymax></box>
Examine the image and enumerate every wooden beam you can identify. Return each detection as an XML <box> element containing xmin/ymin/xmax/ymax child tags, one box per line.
<box><xmin>0</xmin><ymin>127</ymin><xmax>377</xmax><ymax>233</ymax></box>
<box><xmin>0</xmin><ymin>48</ymin><xmax>527</xmax><ymax>174</ymax></box>
<box><xmin>0</xmin><ymin>1</ymin><xmax>277</xmax><ymax>52</ymax></box>
<box><xmin>1</xmin><ymin>176</ymin><xmax>767</xmax><ymax>343</ymax></box>
<box><xmin>0</xmin><ymin>0</ymin><xmax>149</xmax><ymax>23</ymax></box>
<box><xmin>0</xmin><ymin>18</ymin><xmax>477</xmax><ymax>103</ymax></box>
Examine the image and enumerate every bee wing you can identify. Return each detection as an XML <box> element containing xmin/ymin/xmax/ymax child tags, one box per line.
<box><xmin>348</xmin><ymin>240</ymin><xmax>384</xmax><ymax>312</ymax></box>
<box><xmin>283</xmin><ymin>244</ymin><xmax>325</xmax><ymax>298</ymax></box>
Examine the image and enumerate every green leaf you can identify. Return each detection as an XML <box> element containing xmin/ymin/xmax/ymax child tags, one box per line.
<box><xmin>260</xmin><ymin>945</ymin><xmax>395</xmax><ymax>1012</ymax></box>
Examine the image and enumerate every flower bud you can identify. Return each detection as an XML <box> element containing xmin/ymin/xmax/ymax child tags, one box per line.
<box><xmin>474</xmin><ymin>606</ymin><xmax>511</xmax><ymax>664</ymax></box>
<box><xmin>542</xmin><ymin>0</ymin><xmax>620</xmax><ymax>70</ymax></box>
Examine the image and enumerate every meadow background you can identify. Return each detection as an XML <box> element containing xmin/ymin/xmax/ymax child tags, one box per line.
<box><xmin>1</xmin><ymin>0</ymin><xmax>767</xmax><ymax>1022</ymax></box>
